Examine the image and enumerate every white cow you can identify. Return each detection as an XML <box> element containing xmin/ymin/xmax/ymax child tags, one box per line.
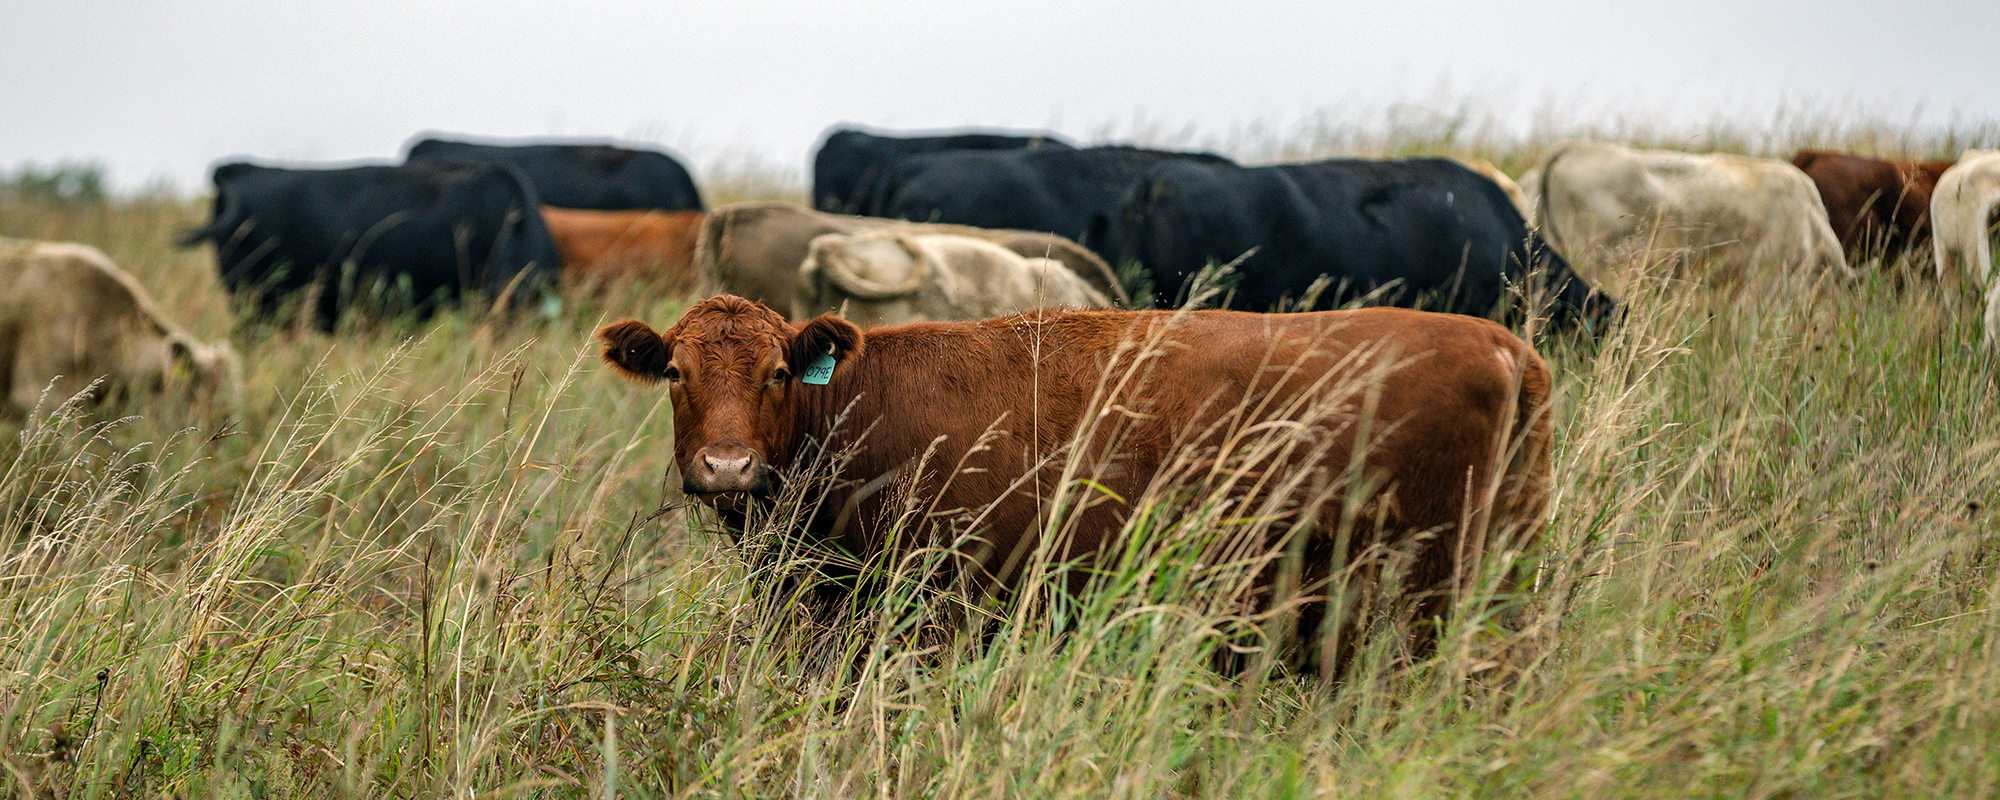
<box><xmin>795</xmin><ymin>231</ymin><xmax>1111</xmax><ymax>326</ymax></box>
<box><xmin>1527</xmin><ymin>141</ymin><xmax>1852</xmax><ymax>289</ymax></box>
<box><xmin>1931</xmin><ymin>150</ymin><xmax>2000</xmax><ymax>346</ymax></box>
<box><xmin>0</xmin><ymin>237</ymin><xmax>240</xmax><ymax>417</ymax></box>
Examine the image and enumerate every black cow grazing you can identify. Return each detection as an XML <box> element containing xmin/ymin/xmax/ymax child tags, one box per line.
<box><xmin>1114</xmin><ymin>157</ymin><xmax>1615</xmax><ymax>329</ymax></box>
<box><xmin>405</xmin><ymin>135</ymin><xmax>703</xmax><ymax>211</ymax></box>
<box><xmin>179</xmin><ymin>160</ymin><xmax>561</xmax><ymax>330</ymax></box>
<box><xmin>811</xmin><ymin>127</ymin><xmax>1072</xmax><ymax>214</ymax></box>
<box><xmin>860</xmin><ymin>145</ymin><xmax>1234</xmax><ymax>266</ymax></box>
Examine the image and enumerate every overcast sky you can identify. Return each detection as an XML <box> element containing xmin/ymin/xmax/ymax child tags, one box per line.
<box><xmin>5</xmin><ymin>0</ymin><xmax>1995</xmax><ymax>193</ymax></box>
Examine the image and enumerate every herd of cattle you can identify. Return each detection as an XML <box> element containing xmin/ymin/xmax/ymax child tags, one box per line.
<box><xmin>151</xmin><ymin>129</ymin><xmax>2000</xmax><ymax>340</ymax></box>
<box><xmin>5</xmin><ymin>127</ymin><xmax>1999</xmax><ymax>671</ymax></box>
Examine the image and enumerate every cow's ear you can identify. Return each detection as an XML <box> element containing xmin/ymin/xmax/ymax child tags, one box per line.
<box><xmin>598</xmin><ymin>319</ymin><xmax>672</xmax><ymax>382</ymax></box>
<box><xmin>788</xmin><ymin>314</ymin><xmax>864</xmax><ymax>374</ymax></box>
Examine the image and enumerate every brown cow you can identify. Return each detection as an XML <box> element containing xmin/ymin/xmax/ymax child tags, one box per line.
<box><xmin>1792</xmin><ymin>150</ymin><xmax>1957</xmax><ymax>267</ymax></box>
<box><xmin>599</xmin><ymin>296</ymin><xmax>1552</xmax><ymax>673</ymax></box>
<box><xmin>694</xmin><ymin>201</ymin><xmax>1129</xmax><ymax>318</ymax></box>
<box><xmin>541</xmin><ymin>206</ymin><xmax>704</xmax><ymax>290</ymax></box>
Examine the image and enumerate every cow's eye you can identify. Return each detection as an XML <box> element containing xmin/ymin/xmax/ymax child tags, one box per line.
<box><xmin>664</xmin><ymin>365</ymin><xmax>681</xmax><ymax>382</ymax></box>
<box><xmin>771</xmin><ymin>367</ymin><xmax>791</xmax><ymax>383</ymax></box>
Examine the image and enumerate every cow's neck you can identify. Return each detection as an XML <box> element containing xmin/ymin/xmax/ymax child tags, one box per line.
<box><xmin>782</xmin><ymin>326</ymin><xmax>974</xmax><ymax>471</ymax></box>
<box><xmin>785</xmin><ymin>342</ymin><xmax>885</xmax><ymax>468</ymax></box>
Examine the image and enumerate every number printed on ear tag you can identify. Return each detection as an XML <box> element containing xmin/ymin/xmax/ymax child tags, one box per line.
<box><xmin>802</xmin><ymin>352</ymin><xmax>837</xmax><ymax>385</ymax></box>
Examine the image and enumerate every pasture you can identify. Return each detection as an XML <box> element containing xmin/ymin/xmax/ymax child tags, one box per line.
<box><xmin>2</xmin><ymin>122</ymin><xmax>1999</xmax><ymax>799</ymax></box>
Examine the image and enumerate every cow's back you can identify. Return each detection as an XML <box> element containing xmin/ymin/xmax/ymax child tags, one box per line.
<box><xmin>408</xmin><ymin>138</ymin><xmax>703</xmax><ymax>211</ymax></box>
<box><xmin>802</xmin><ymin>307</ymin><xmax>1552</xmax><ymax>597</ymax></box>
<box><xmin>1540</xmin><ymin>141</ymin><xmax>1848</xmax><ymax>288</ymax></box>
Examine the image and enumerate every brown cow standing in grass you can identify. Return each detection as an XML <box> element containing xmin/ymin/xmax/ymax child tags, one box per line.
<box><xmin>1792</xmin><ymin>150</ymin><xmax>1957</xmax><ymax>268</ymax></box>
<box><xmin>541</xmin><ymin>207</ymin><xmax>704</xmax><ymax>290</ymax></box>
<box><xmin>598</xmin><ymin>296</ymin><xmax>1553</xmax><ymax>674</ymax></box>
<box><xmin>0</xmin><ymin>237</ymin><xmax>240</xmax><ymax>417</ymax></box>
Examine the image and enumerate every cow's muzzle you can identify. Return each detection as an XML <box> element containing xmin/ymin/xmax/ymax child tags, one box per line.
<box><xmin>683</xmin><ymin>443</ymin><xmax>773</xmax><ymax>498</ymax></box>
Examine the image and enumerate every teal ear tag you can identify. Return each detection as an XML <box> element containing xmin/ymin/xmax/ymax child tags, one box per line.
<box><xmin>802</xmin><ymin>348</ymin><xmax>837</xmax><ymax>385</ymax></box>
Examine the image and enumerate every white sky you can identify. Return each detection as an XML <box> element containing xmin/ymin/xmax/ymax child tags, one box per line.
<box><xmin>5</xmin><ymin>0</ymin><xmax>1996</xmax><ymax>193</ymax></box>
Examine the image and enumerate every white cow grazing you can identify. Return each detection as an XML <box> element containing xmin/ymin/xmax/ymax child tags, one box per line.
<box><xmin>1528</xmin><ymin>141</ymin><xmax>1852</xmax><ymax>289</ymax></box>
<box><xmin>796</xmin><ymin>231</ymin><xmax>1111</xmax><ymax>326</ymax></box>
<box><xmin>1932</xmin><ymin>150</ymin><xmax>2000</xmax><ymax>347</ymax></box>
<box><xmin>0</xmin><ymin>237</ymin><xmax>241</xmax><ymax>417</ymax></box>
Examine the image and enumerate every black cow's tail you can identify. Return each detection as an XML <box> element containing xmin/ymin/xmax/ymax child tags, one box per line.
<box><xmin>178</xmin><ymin>188</ymin><xmax>238</xmax><ymax>248</ymax></box>
<box><xmin>177</xmin><ymin>217</ymin><xmax>227</xmax><ymax>248</ymax></box>
<box><xmin>178</xmin><ymin>162</ymin><xmax>262</xmax><ymax>248</ymax></box>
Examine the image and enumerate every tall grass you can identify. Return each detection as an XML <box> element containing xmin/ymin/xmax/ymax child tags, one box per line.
<box><xmin>2</xmin><ymin>115</ymin><xmax>1998</xmax><ymax>797</ymax></box>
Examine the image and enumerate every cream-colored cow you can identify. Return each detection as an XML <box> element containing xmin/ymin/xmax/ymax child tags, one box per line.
<box><xmin>695</xmin><ymin>201</ymin><xmax>1128</xmax><ymax>318</ymax></box>
<box><xmin>1526</xmin><ymin>141</ymin><xmax>1851</xmax><ymax>289</ymax></box>
<box><xmin>796</xmin><ymin>231</ymin><xmax>1111</xmax><ymax>326</ymax></box>
<box><xmin>0</xmin><ymin>237</ymin><xmax>240</xmax><ymax>417</ymax></box>
<box><xmin>1932</xmin><ymin>150</ymin><xmax>2000</xmax><ymax>347</ymax></box>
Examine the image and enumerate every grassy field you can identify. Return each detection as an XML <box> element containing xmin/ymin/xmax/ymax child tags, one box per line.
<box><xmin>2</xmin><ymin>125</ymin><xmax>2000</xmax><ymax>798</ymax></box>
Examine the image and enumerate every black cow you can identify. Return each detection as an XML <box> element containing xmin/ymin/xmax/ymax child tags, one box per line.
<box><xmin>179</xmin><ymin>160</ymin><xmax>561</xmax><ymax>330</ymax></box>
<box><xmin>860</xmin><ymin>145</ymin><xmax>1234</xmax><ymax>266</ymax></box>
<box><xmin>1113</xmin><ymin>157</ymin><xmax>1615</xmax><ymax>329</ymax></box>
<box><xmin>406</xmin><ymin>136</ymin><xmax>703</xmax><ymax>211</ymax></box>
<box><xmin>811</xmin><ymin>127</ymin><xmax>1071</xmax><ymax>214</ymax></box>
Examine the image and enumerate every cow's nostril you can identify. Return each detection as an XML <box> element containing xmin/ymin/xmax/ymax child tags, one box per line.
<box><xmin>703</xmin><ymin>454</ymin><xmax>753</xmax><ymax>476</ymax></box>
<box><xmin>689</xmin><ymin>446</ymin><xmax>763</xmax><ymax>495</ymax></box>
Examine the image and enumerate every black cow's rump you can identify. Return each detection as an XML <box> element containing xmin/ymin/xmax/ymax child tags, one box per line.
<box><xmin>1113</xmin><ymin>157</ymin><xmax>1615</xmax><ymax>329</ymax></box>
<box><xmin>179</xmin><ymin>160</ymin><xmax>561</xmax><ymax>330</ymax></box>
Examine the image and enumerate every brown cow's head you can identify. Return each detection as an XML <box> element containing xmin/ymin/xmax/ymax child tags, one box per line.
<box><xmin>598</xmin><ymin>295</ymin><xmax>862</xmax><ymax>500</ymax></box>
